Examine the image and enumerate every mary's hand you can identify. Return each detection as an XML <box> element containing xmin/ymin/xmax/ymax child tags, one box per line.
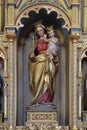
<box><xmin>29</xmin><ymin>48</ymin><xmax>35</xmax><ymax>59</ymax></box>
<box><xmin>29</xmin><ymin>51</ymin><xmax>35</xmax><ymax>58</ymax></box>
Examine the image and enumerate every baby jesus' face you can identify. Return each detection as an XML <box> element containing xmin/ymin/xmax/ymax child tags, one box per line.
<box><xmin>47</xmin><ymin>30</ymin><xmax>55</xmax><ymax>38</ymax></box>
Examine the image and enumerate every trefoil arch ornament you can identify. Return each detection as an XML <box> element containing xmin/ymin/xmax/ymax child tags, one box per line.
<box><xmin>15</xmin><ymin>2</ymin><xmax>71</xmax><ymax>31</ymax></box>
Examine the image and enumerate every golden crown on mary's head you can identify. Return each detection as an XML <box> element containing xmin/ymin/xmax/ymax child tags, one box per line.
<box><xmin>46</xmin><ymin>25</ymin><xmax>53</xmax><ymax>32</ymax></box>
<box><xmin>33</xmin><ymin>20</ymin><xmax>45</xmax><ymax>30</ymax></box>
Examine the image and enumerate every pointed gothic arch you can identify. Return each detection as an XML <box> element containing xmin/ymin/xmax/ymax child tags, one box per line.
<box><xmin>15</xmin><ymin>2</ymin><xmax>71</xmax><ymax>41</ymax></box>
<box><xmin>0</xmin><ymin>57</ymin><xmax>4</xmax><ymax>112</ymax></box>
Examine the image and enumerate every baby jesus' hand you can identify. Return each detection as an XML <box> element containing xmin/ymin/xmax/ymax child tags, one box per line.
<box><xmin>44</xmin><ymin>34</ymin><xmax>47</xmax><ymax>39</ymax></box>
<box><xmin>49</xmin><ymin>49</ymin><xmax>58</xmax><ymax>56</ymax></box>
<box><xmin>43</xmin><ymin>34</ymin><xmax>49</xmax><ymax>43</ymax></box>
<box><xmin>49</xmin><ymin>37</ymin><xmax>59</xmax><ymax>44</ymax></box>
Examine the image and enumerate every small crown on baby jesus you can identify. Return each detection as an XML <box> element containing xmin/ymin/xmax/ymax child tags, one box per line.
<box><xmin>46</xmin><ymin>25</ymin><xmax>53</xmax><ymax>32</ymax></box>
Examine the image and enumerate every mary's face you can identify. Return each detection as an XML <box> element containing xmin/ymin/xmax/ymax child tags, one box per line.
<box><xmin>36</xmin><ymin>27</ymin><xmax>44</xmax><ymax>37</ymax></box>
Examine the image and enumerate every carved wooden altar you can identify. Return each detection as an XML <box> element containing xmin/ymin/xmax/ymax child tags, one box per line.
<box><xmin>0</xmin><ymin>0</ymin><xmax>87</xmax><ymax>130</ymax></box>
<box><xmin>26</xmin><ymin>104</ymin><xmax>58</xmax><ymax>130</ymax></box>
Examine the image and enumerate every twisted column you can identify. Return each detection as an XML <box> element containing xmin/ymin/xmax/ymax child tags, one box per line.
<box><xmin>70</xmin><ymin>34</ymin><xmax>80</xmax><ymax>130</ymax></box>
<box><xmin>77</xmin><ymin>47</ymin><xmax>82</xmax><ymax>119</ymax></box>
<box><xmin>0</xmin><ymin>0</ymin><xmax>1</xmax><ymax>31</ymax></box>
<box><xmin>72</xmin><ymin>41</ymin><xmax>77</xmax><ymax>130</ymax></box>
<box><xmin>6</xmin><ymin>32</ymin><xmax>16</xmax><ymax>130</ymax></box>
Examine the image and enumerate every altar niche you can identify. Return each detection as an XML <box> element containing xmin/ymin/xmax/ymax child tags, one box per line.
<box><xmin>17</xmin><ymin>8</ymin><xmax>69</xmax><ymax>126</ymax></box>
<box><xmin>82</xmin><ymin>57</ymin><xmax>87</xmax><ymax>111</ymax></box>
<box><xmin>84</xmin><ymin>74</ymin><xmax>87</xmax><ymax>111</ymax></box>
<box><xmin>0</xmin><ymin>57</ymin><xmax>4</xmax><ymax>122</ymax></box>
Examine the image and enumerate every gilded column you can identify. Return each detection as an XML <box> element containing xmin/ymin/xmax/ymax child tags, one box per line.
<box><xmin>6</xmin><ymin>27</ymin><xmax>16</xmax><ymax>130</ymax></box>
<box><xmin>77</xmin><ymin>82</ymin><xmax>82</xmax><ymax>118</ymax></box>
<box><xmin>5</xmin><ymin>1</ymin><xmax>7</xmax><ymax>26</ymax></box>
<box><xmin>5</xmin><ymin>0</ymin><xmax>16</xmax><ymax>128</ymax></box>
<box><xmin>84</xmin><ymin>0</ymin><xmax>87</xmax><ymax>32</ymax></box>
<box><xmin>71</xmin><ymin>1</ymin><xmax>80</xmax><ymax>27</ymax></box>
<box><xmin>77</xmin><ymin>47</ymin><xmax>82</xmax><ymax>118</ymax></box>
<box><xmin>70</xmin><ymin>34</ymin><xmax>80</xmax><ymax>130</ymax></box>
<box><xmin>4</xmin><ymin>46</ymin><xmax>8</xmax><ymax>77</ymax></box>
<box><xmin>4</xmin><ymin>83</ymin><xmax>8</xmax><ymax>119</ymax></box>
<box><xmin>3</xmin><ymin>45</ymin><xmax>9</xmax><ymax>122</ymax></box>
<box><xmin>9</xmin><ymin>40</ymin><xmax>14</xmax><ymax>130</ymax></box>
<box><xmin>70</xmin><ymin>1</ymin><xmax>81</xmax><ymax>128</ymax></box>
<box><xmin>7</xmin><ymin>0</ymin><xmax>15</xmax><ymax>26</ymax></box>
<box><xmin>72</xmin><ymin>39</ymin><xmax>77</xmax><ymax>130</ymax></box>
<box><xmin>0</xmin><ymin>0</ymin><xmax>1</xmax><ymax>30</ymax></box>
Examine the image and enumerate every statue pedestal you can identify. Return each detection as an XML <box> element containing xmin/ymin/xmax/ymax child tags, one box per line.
<box><xmin>25</xmin><ymin>103</ymin><xmax>58</xmax><ymax>130</ymax></box>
